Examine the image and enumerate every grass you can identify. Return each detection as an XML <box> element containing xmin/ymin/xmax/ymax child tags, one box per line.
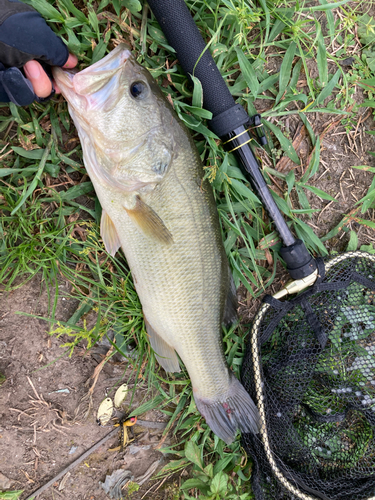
<box><xmin>1</xmin><ymin>0</ymin><xmax>375</xmax><ymax>498</ymax></box>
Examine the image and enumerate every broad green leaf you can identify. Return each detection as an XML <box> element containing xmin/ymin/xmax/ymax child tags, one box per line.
<box><xmin>263</xmin><ymin>120</ymin><xmax>300</xmax><ymax>164</ymax></box>
<box><xmin>123</xmin><ymin>0</ymin><xmax>142</xmax><ymax>14</ymax></box>
<box><xmin>347</xmin><ymin>231</ymin><xmax>358</xmax><ymax>251</ymax></box>
<box><xmin>210</xmin><ymin>471</ymin><xmax>228</xmax><ymax>496</ymax></box>
<box><xmin>235</xmin><ymin>47</ymin><xmax>259</xmax><ymax>98</ymax></box>
<box><xmin>275</xmin><ymin>41</ymin><xmax>296</xmax><ymax>105</ymax></box>
<box><xmin>180</xmin><ymin>478</ymin><xmax>210</xmax><ymax>494</ymax></box>
<box><xmin>316</xmin><ymin>69</ymin><xmax>341</xmax><ymax>105</ymax></box>
<box><xmin>185</xmin><ymin>441</ymin><xmax>203</xmax><ymax>470</ymax></box>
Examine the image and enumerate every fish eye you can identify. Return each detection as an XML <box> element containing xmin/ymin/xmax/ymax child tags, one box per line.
<box><xmin>130</xmin><ymin>81</ymin><xmax>148</xmax><ymax>99</ymax></box>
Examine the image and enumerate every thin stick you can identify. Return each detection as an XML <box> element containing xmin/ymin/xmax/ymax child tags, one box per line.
<box><xmin>24</xmin><ymin>427</ymin><xmax>119</xmax><ymax>500</ymax></box>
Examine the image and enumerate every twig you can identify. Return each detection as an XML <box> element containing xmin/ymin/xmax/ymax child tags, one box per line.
<box><xmin>24</xmin><ymin>427</ymin><xmax>119</xmax><ymax>500</ymax></box>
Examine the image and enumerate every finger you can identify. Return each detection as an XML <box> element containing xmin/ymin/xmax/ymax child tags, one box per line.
<box><xmin>24</xmin><ymin>60</ymin><xmax>52</xmax><ymax>98</ymax></box>
<box><xmin>63</xmin><ymin>53</ymin><xmax>78</xmax><ymax>69</ymax></box>
<box><xmin>54</xmin><ymin>80</ymin><xmax>62</xmax><ymax>94</ymax></box>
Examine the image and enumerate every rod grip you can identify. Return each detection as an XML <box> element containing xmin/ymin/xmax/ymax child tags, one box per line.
<box><xmin>147</xmin><ymin>0</ymin><xmax>248</xmax><ymax>132</ymax></box>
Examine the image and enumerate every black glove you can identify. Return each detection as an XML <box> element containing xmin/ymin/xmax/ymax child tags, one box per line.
<box><xmin>0</xmin><ymin>0</ymin><xmax>69</xmax><ymax>105</ymax></box>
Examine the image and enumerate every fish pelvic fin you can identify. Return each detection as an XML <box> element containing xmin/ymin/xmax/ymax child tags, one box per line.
<box><xmin>144</xmin><ymin>317</ymin><xmax>180</xmax><ymax>373</ymax></box>
<box><xmin>124</xmin><ymin>196</ymin><xmax>173</xmax><ymax>245</ymax></box>
<box><xmin>194</xmin><ymin>372</ymin><xmax>260</xmax><ymax>444</ymax></box>
<box><xmin>100</xmin><ymin>209</ymin><xmax>122</xmax><ymax>256</ymax></box>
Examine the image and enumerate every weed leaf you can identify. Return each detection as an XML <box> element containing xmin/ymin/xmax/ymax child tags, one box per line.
<box><xmin>235</xmin><ymin>47</ymin><xmax>259</xmax><ymax>98</ymax></box>
<box><xmin>347</xmin><ymin>231</ymin><xmax>359</xmax><ymax>251</ymax></box>
<box><xmin>264</xmin><ymin>120</ymin><xmax>300</xmax><ymax>164</ymax></box>
<box><xmin>316</xmin><ymin>24</ymin><xmax>328</xmax><ymax>86</ymax></box>
<box><xmin>210</xmin><ymin>471</ymin><xmax>228</xmax><ymax>496</ymax></box>
<box><xmin>185</xmin><ymin>441</ymin><xmax>203</xmax><ymax>470</ymax></box>
<box><xmin>316</xmin><ymin>69</ymin><xmax>340</xmax><ymax>105</ymax></box>
<box><xmin>275</xmin><ymin>41</ymin><xmax>296</xmax><ymax>105</ymax></box>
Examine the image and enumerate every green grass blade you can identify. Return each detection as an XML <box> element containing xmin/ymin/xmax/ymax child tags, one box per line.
<box><xmin>264</xmin><ymin>120</ymin><xmax>300</xmax><ymax>164</ymax></box>
<box><xmin>275</xmin><ymin>41</ymin><xmax>296</xmax><ymax>105</ymax></box>
<box><xmin>235</xmin><ymin>47</ymin><xmax>259</xmax><ymax>99</ymax></box>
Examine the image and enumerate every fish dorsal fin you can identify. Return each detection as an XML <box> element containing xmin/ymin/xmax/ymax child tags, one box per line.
<box><xmin>144</xmin><ymin>317</ymin><xmax>180</xmax><ymax>373</ymax></box>
<box><xmin>124</xmin><ymin>196</ymin><xmax>173</xmax><ymax>245</ymax></box>
<box><xmin>223</xmin><ymin>269</ymin><xmax>238</xmax><ymax>327</ymax></box>
<box><xmin>100</xmin><ymin>209</ymin><xmax>122</xmax><ymax>256</ymax></box>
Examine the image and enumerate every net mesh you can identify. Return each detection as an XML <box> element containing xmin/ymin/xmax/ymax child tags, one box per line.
<box><xmin>241</xmin><ymin>252</ymin><xmax>375</xmax><ymax>500</ymax></box>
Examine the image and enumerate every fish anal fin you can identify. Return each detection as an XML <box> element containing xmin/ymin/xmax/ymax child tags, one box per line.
<box><xmin>144</xmin><ymin>318</ymin><xmax>180</xmax><ymax>373</ymax></box>
<box><xmin>124</xmin><ymin>196</ymin><xmax>173</xmax><ymax>245</ymax></box>
<box><xmin>223</xmin><ymin>269</ymin><xmax>238</xmax><ymax>327</ymax></box>
<box><xmin>100</xmin><ymin>209</ymin><xmax>121</xmax><ymax>256</ymax></box>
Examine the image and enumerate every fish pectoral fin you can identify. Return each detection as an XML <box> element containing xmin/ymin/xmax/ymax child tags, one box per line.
<box><xmin>123</xmin><ymin>196</ymin><xmax>173</xmax><ymax>245</ymax></box>
<box><xmin>144</xmin><ymin>317</ymin><xmax>180</xmax><ymax>373</ymax></box>
<box><xmin>223</xmin><ymin>268</ymin><xmax>238</xmax><ymax>327</ymax></box>
<box><xmin>100</xmin><ymin>209</ymin><xmax>122</xmax><ymax>256</ymax></box>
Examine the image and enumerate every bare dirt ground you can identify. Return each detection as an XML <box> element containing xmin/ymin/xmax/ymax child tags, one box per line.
<box><xmin>0</xmin><ymin>276</ymin><xmax>180</xmax><ymax>500</ymax></box>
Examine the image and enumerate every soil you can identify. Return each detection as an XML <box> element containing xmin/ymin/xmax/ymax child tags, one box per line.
<box><xmin>0</xmin><ymin>276</ymin><xmax>180</xmax><ymax>500</ymax></box>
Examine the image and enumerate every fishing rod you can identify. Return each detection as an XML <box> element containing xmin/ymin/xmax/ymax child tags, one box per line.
<box><xmin>146</xmin><ymin>0</ymin><xmax>317</xmax><ymax>285</ymax></box>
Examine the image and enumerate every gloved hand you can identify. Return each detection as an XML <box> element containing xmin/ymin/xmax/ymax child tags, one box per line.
<box><xmin>0</xmin><ymin>0</ymin><xmax>76</xmax><ymax>106</ymax></box>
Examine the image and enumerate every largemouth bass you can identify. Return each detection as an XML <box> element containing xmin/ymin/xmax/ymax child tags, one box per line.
<box><xmin>53</xmin><ymin>44</ymin><xmax>259</xmax><ymax>443</ymax></box>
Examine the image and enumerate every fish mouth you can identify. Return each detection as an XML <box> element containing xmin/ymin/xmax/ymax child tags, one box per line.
<box><xmin>52</xmin><ymin>44</ymin><xmax>132</xmax><ymax>109</ymax></box>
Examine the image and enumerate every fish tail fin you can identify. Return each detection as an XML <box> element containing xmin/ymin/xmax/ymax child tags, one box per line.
<box><xmin>194</xmin><ymin>373</ymin><xmax>260</xmax><ymax>444</ymax></box>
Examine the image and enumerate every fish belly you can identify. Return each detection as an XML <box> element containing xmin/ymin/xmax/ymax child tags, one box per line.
<box><xmin>97</xmin><ymin>144</ymin><xmax>231</xmax><ymax>401</ymax></box>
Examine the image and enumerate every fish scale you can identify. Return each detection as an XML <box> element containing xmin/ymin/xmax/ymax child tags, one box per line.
<box><xmin>53</xmin><ymin>44</ymin><xmax>259</xmax><ymax>443</ymax></box>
